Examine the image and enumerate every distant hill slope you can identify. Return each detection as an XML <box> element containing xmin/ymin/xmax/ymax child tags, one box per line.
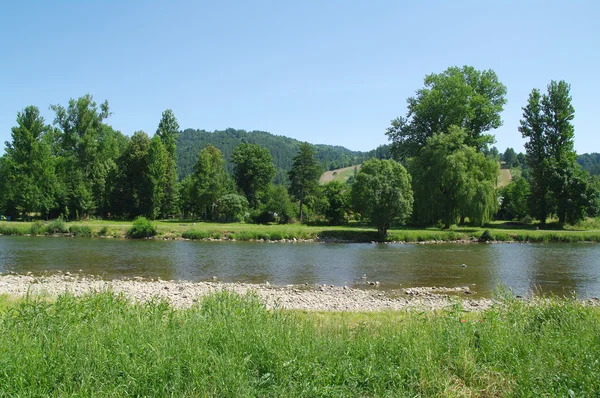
<box><xmin>175</xmin><ymin>128</ymin><xmax>390</xmax><ymax>184</ymax></box>
<box><xmin>498</xmin><ymin>168</ymin><xmax>512</xmax><ymax>187</ymax></box>
<box><xmin>577</xmin><ymin>153</ymin><xmax>600</xmax><ymax>176</ymax></box>
<box><xmin>320</xmin><ymin>165</ymin><xmax>361</xmax><ymax>184</ymax></box>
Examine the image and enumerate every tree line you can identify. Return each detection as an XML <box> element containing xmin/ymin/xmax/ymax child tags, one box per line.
<box><xmin>1</xmin><ymin>66</ymin><xmax>599</xmax><ymax>237</ymax></box>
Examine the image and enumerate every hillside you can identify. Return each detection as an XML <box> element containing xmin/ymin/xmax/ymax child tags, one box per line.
<box><xmin>175</xmin><ymin>128</ymin><xmax>390</xmax><ymax>184</ymax></box>
<box><xmin>320</xmin><ymin>165</ymin><xmax>361</xmax><ymax>184</ymax></box>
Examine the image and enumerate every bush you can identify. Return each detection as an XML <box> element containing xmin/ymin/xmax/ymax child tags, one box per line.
<box><xmin>215</xmin><ymin>194</ymin><xmax>248</xmax><ymax>222</ymax></box>
<box><xmin>30</xmin><ymin>221</ymin><xmax>46</xmax><ymax>235</ymax></box>
<box><xmin>46</xmin><ymin>219</ymin><xmax>68</xmax><ymax>234</ymax></box>
<box><xmin>69</xmin><ymin>225</ymin><xmax>93</xmax><ymax>237</ymax></box>
<box><xmin>479</xmin><ymin>230</ymin><xmax>494</xmax><ymax>242</ymax></box>
<box><xmin>127</xmin><ymin>217</ymin><xmax>157</xmax><ymax>238</ymax></box>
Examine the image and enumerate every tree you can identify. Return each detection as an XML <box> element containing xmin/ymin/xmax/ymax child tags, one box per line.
<box><xmin>261</xmin><ymin>184</ymin><xmax>298</xmax><ymax>224</ymax></box>
<box><xmin>322</xmin><ymin>181</ymin><xmax>350</xmax><ymax>225</ymax></box>
<box><xmin>147</xmin><ymin>136</ymin><xmax>168</xmax><ymax>219</ymax></box>
<box><xmin>408</xmin><ymin>127</ymin><xmax>499</xmax><ymax>228</ymax></box>
<box><xmin>499</xmin><ymin>177</ymin><xmax>530</xmax><ymax>221</ymax></box>
<box><xmin>231</xmin><ymin>143</ymin><xmax>275</xmax><ymax>208</ymax></box>
<box><xmin>111</xmin><ymin>132</ymin><xmax>152</xmax><ymax>218</ymax></box>
<box><xmin>520</xmin><ymin>81</ymin><xmax>590</xmax><ymax>225</ymax></box>
<box><xmin>502</xmin><ymin>148</ymin><xmax>518</xmax><ymax>168</ymax></box>
<box><xmin>2</xmin><ymin>106</ymin><xmax>58</xmax><ymax>218</ymax></box>
<box><xmin>288</xmin><ymin>143</ymin><xmax>322</xmax><ymax>222</ymax></box>
<box><xmin>351</xmin><ymin>158</ymin><xmax>413</xmax><ymax>238</ymax></box>
<box><xmin>156</xmin><ymin>109</ymin><xmax>180</xmax><ymax>218</ymax></box>
<box><xmin>192</xmin><ymin>145</ymin><xmax>231</xmax><ymax>219</ymax></box>
<box><xmin>215</xmin><ymin>194</ymin><xmax>248</xmax><ymax>222</ymax></box>
<box><xmin>386</xmin><ymin>66</ymin><xmax>507</xmax><ymax>159</ymax></box>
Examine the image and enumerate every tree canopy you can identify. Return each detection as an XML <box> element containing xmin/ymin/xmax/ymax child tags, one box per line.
<box><xmin>351</xmin><ymin>158</ymin><xmax>413</xmax><ymax>237</ymax></box>
<box><xmin>386</xmin><ymin>66</ymin><xmax>507</xmax><ymax>159</ymax></box>
<box><xmin>231</xmin><ymin>143</ymin><xmax>276</xmax><ymax>208</ymax></box>
<box><xmin>288</xmin><ymin>143</ymin><xmax>322</xmax><ymax>222</ymax></box>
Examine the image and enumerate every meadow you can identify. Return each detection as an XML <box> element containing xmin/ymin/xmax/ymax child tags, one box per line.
<box><xmin>0</xmin><ymin>291</ymin><xmax>598</xmax><ymax>396</ymax></box>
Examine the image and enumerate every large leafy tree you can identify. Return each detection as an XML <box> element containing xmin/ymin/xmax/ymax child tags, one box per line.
<box><xmin>498</xmin><ymin>177</ymin><xmax>531</xmax><ymax>221</ymax></box>
<box><xmin>50</xmin><ymin>94</ymin><xmax>123</xmax><ymax>219</ymax></box>
<box><xmin>156</xmin><ymin>109</ymin><xmax>180</xmax><ymax>217</ymax></box>
<box><xmin>231</xmin><ymin>143</ymin><xmax>275</xmax><ymax>208</ymax></box>
<box><xmin>520</xmin><ymin>81</ymin><xmax>595</xmax><ymax>225</ymax></box>
<box><xmin>1</xmin><ymin>106</ymin><xmax>58</xmax><ymax>218</ymax></box>
<box><xmin>192</xmin><ymin>145</ymin><xmax>231</xmax><ymax>219</ymax></box>
<box><xmin>409</xmin><ymin>127</ymin><xmax>499</xmax><ymax>228</ymax></box>
<box><xmin>322</xmin><ymin>181</ymin><xmax>350</xmax><ymax>225</ymax></box>
<box><xmin>288</xmin><ymin>143</ymin><xmax>322</xmax><ymax>222</ymax></box>
<box><xmin>386</xmin><ymin>66</ymin><xmax>506</xmax><ymax>159</ymax></box>
<box><xmin>351</xmin><ymin>158</ymin><xmax>413</xmax><ymax>238</ymax></box>
<box><xmin>111</xmin><ymin>132</ymin><xmax>152</xmax><ymax>218</ymax></box>
<box><xmin>147</xmin><ymin>135</ymin><xmax>168</xmax><ymax>219</ymax></box>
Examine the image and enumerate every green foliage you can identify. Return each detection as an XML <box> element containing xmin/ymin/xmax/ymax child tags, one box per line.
<box><xmin>29</xmin><ymin>220</ymin><xmax>46</xmax><ymax>235</ymax></box>
<box><xmin>521</xmin><ymin>81</ymin><xmax>595</xmax><ymax>225</ymax></box>
<box><xmin>147</xmin><ymin>135</ymin><xmax>167</xmax><ymax>220</ymax></box>
<box><xmin>386</xmin><ymin>66</ymin><xmax>507</xmax><ymax>159</ymax></box>
<box><xmin>288</xmin><ymin>143</ymin><xmax>322</xmax><ymax>221</ymax></box>
<box><xmin>409</xmin><ymin>127</ymin><xmax>499</xmax><ymax>228</ymax></box>
<box><xmin>191</xmin><ymin>145</ymin><xmax>232</xmax><ymax>220</ymax></box>
<box><xmin>499</xmin><ymin>177</ymin><xmax>531</xmax><ymax>221</ymax></box>
<box><xmin>175</xmin><ymin>128</ymin><xmax>389</xmax><ymax>183</ymax></box>
<box><xmin>46</xmin><ymin>219</ymin><xmax>68</xmax><ymax>234</ymax></box>
<box><xmin>1</xmin><ymin>292</ymin><xmax>600</xmax><ymax>396</ymax></box>
<box><xmin>126</xmin><ymin>217</ymin><xmax>157</xmax><ymax>238</ymax></box>
<box><xmin>351</xmin><ymin>158</ymin><xmax>413</xmax><ymax>237</ymax></box>
<box><xmin>261</xmin><ymin>184</ymin><xmax>298</xmax><ymax>224</ymax></box>
<box><xmin>215</xmin><ymin>194</ymin><xmax>248</xmax><ymax>222</ymax></box>
<box><xmin>156</xmin><ymin>109</ymin><xmax>180</xmax><ymax>217</ymax></box>
<box><xmin>322</xmin><ymin>181</ymin><xmax>350</xmax><ymax>225</ymax></box>
<box><xmin>69</xmin><ymin>224</ymin><xmax>93</xmax><ymax>237</ymax></box>
<box><xmin>231</xmin><ymin>143</ymin><xmax>276</xmax><ymax>208</ymax></box>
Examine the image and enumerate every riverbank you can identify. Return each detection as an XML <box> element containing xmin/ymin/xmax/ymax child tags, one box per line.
<box><xmin>1</xmin><ymin>274</ymin><xmax>599</xmax><ymax>312</ymax></box>
<box><xmin>2</xmin><ymin>219</ymin><xmax>600</xmax><ymax>243</ymax></box>
<box><xmin>0</xmin><ymin>288</ymin><xmax>599</xmax><ymax>396</ymax></box>
<box><xmin>0</xmin><ymin>274</ymin><xmax>496</xmax><ymax>311</ymax></box>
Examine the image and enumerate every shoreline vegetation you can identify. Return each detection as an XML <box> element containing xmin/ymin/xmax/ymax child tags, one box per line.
<box><xmin>1</xmin><ymin>219</ymin><xmax>600</xmax><ymax>244</ymax></box>
<box><xmin>0</xmin><ymin>288</ymin><xmax>599</xmax><ymax>395</ymax></box>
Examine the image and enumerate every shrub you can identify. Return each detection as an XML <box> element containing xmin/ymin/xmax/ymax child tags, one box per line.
<box><xmin>30</xmin><ymin>221</ymin><xmax>46</xmax><ymax>235</ymax></box>
<box><xmin>181</xmin><ymin>230</ymin><xmax>210</xmax><ymax>240</ymax></box>
<box><xmin>98</xmin><ymin>226</ymin><xmax>110</xmax><ymax>236</ymax></box>
<box><xmin>215</xmin><ymin>194</ymin><xmax>248</xmax><ymax>222</ymax></box>
<box><xmin>69</xmin><ymin>225</ymin><xmax>93</xmax><ymax>237</ymax></box>
<box><xmin>127</xmin><ymin>217</ymin><xmax>157</xmax><ymax>238</ymax></box>
<box><xmin>479</xmin><ymin>230</ymin><xmax>494</xmax><ymax>242</ymax></box>
<box><xmin>46</xmin><ymin>219</ymin><xmax>68</xmax><ymax>234</ymax></box>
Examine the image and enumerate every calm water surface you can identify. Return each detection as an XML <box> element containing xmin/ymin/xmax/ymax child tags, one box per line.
<box><xmin>1</xmin><ymin>236</ymin><xmax>599</xmax><ymax>297</ymax></box>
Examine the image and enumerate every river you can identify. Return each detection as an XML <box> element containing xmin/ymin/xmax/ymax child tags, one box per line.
<box><xmin>0</xmin><ymin>236</ymin><xmax>599</xmax><ymax>297</ymax></box>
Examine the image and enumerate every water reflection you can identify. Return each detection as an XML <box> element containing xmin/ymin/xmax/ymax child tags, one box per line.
<box><xmin>0</xmin><ymin>236</ymin><xmax>599</xmax><ymax>298</ymax></box>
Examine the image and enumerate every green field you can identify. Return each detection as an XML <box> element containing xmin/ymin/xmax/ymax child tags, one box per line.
<box><xmin>0</xmin><ymin>291</ymin><xmax>598</xmax><ymax>396</ymax></box>
<box><xmin>1</xmin><ymin>218</ymin><xmax>600</xmax><ymax>243</ymax></box>
<box><xmin>319</xmin><ymin>165</ymin><xmax>360</xmax><ymax>184</ymax></box>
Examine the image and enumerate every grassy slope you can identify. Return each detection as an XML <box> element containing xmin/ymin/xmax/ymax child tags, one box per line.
<box><xmin>1</xmin><ymin>219</ymin><xmax>600</xmax><ymax>243</ymax></box>
<box><xmin>0</xmin><ymin>291</ymin><xmax>598</xmax><ymax>396</ymax></box>
<box><xmin>319</xmin><ymin>165</ymin><xmax>360</xmax><ymax>184</ymax></box>
<box><xmin>498</xmin><ymin>168</ymin><xmax>512</xmax><ymax>187</ymax></box>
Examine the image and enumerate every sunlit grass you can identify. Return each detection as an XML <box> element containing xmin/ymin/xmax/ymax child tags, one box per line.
<box><xmin>0</xmin><ymin>291</ymin><xmax>598</xmax><ymax>396</ymax></box>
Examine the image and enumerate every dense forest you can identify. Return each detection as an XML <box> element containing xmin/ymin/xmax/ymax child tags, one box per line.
<box><xmin>1</xmin><ymin>65</ymin><xmax>599</xmax><ymax>236</ymax></box>
<box><xmin>176</xmin><ymin>128</ymin><xmax>390</xmax><ymax>184</ymax></box>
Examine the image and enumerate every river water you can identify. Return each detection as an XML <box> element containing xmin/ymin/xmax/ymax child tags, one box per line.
<box><xmin>0</xmin><ymin>236</ymin><xmax>599</xmax><ymax>297</ymax></box>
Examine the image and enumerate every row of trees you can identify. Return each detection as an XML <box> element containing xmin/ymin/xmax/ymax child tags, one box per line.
<box><xmin>0</xmin><ymin>96</ymin><xmax>181</xmax><ymax>220</ymax></box>
<box><xmin>385</xmin><ymin>66</ymin><xmax>598</xmax><ymax>228</ymax></box>
<box><xmin>1</xmin><ymin>65</ymin><xmax>598</xmax><ymax>235</ymax></box>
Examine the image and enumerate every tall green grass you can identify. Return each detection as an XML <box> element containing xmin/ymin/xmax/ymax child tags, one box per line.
<box><xmin>0</xmin><ymin>291</ymin><xmax>598</xmax><ymax>396</ymax></box>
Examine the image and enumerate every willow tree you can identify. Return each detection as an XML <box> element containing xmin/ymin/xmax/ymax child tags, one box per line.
<box><xmin>409</xmin><ymin>126</ymin><xmax>499</xmax><ymax>228</ymax></box>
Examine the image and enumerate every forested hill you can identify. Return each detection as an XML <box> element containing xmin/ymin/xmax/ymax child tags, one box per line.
<box><xmin>577</xmin><ymin>153</ymin><xmax>600</xmax><ymax>176</ymax></box>
<box><xmin>176</xmin><ymin>128</ymin><xmax>390</xmax><ymax>184</ymax></box>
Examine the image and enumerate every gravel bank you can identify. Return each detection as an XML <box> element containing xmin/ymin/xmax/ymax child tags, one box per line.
<box><xmin>0</xmin><ymin>274</ymin><xmax>495</xmax><ymax>312</ymax></box>
<box><xmin>2</xmin><ymin>274</ymin><xmax>598</xmax><ymax>312</ymax></box>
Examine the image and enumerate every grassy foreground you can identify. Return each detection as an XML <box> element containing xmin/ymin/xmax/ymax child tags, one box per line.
<box><xmin>0</xmin><ymin>292</ymin><xmax>598</xmax><ymax>396</ymax></box>
<box><xmin>1</xmin><ymin>218</ymin><xmax>600</xmax><ymax>243</ymax></box>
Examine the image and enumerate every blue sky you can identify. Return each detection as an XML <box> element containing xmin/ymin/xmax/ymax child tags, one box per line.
<box><xmin>1</xmin><ymin>1</ymin><xmax>598</xmax><ymax>154</ymax></box>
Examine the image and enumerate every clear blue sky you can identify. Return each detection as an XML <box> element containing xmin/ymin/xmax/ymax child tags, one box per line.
<box><xmin>1</xmin><ymin>1</ymin><xmax>598</xmax><ymax>154</ymax></box>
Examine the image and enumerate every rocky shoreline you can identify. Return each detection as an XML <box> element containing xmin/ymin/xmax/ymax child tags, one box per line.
<box><xmin>0</xmin><ymin>273</ymin><xmax>497</xmax><ymax>312</ymax></box>
<box><xmin>2</xmin><ymin>274</ymin><xmax>598</xmax><ymax>312</ymax></box>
